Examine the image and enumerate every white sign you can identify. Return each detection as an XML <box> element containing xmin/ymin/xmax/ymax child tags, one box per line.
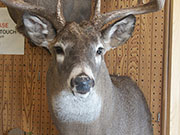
<box><xmin>0</xmin><ymin>8</ymin><xmax>24</xmax><ymax>55</ymax></box>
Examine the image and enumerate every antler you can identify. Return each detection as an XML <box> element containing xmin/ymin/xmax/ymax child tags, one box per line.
<box><xmin>0</xmin><ymin>0</ymin><xmax>44</xmax><ymax>11</ymax></box>
<box><xmin>94</xmin><ymin>0</ymin><xmax>101</xmax><ymax>17</ymax></box>
<box><xmin>56</xmin><ymin>0</ymin><xmax>66</xmax><ymax>27</ymax></box>
<box><xmin>0</xmin><ymin>0</ymin><xmax>66</xmax><ymax>30</ymax></box>
<box><xmin>92</xmin><ymin>0</ymin><xmax>165</xmax><ymax>29</ymax></box>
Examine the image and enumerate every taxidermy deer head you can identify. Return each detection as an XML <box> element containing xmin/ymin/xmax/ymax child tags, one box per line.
<box><xmin>0</xmin><ymin>0</ymin><xmax>165</xmax><ymax>134</ymax></box>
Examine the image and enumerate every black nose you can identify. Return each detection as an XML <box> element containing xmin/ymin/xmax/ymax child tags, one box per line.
<box><xmin>71</xmin><ymin>74</ymin><xmax>95</xmax><ymax>94</ymax></box>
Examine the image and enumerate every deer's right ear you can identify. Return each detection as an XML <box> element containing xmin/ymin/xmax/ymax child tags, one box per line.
<box><xmin>23</xmin><ymin>13</ymin><xmax>56</xmax><ymax>49</ymax></box>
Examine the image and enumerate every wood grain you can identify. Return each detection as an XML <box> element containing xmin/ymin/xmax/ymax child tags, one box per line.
<box><xmin>40</xmin><ymin>50</ymin><xmax>51</xmax><ymax>135</ymax></box>
<box><xmin>12</xmin><ymin>55</ymin><xmax>23</xmax><ymax>129</ymax></box>
<box><xmin>151</xmin><ymin>10</ymin><xmax>165</xmax><ymax>134</ymax></box>
<box><xmin>162</xmin><ymin>0</ymin><xmax>171</xmax><ymax>134</ymax></box>
<box><xmin>22</xmin><ymin>40</ymin><xmax>33</xmax><ymax>132</ymax></box>
<box><xmin>139</xmin><ymin>13</ymin><xmax>152</xmax><ymax>106</ymax></box>
<box><xmin>0</xmin><ymin>55</ymin><xmax>4</xmax><ymax>134</ymax></box>
<box><xmin>3</xmin><ymin>55</ymin><xmax>13</xmax><ymax>132</ymax></box>
<box><xmin>31</xmin><ymin>46</ymin><xmax>43</xmax><ymax>134</ymax></box>
<box><xmin>169</xmin><ymin>0</ymin><xmax>180</xmax><ymax>134</ymax></box>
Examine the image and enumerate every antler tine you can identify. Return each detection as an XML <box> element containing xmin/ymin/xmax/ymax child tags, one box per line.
<box><xmin>57</xmin><ymin>0</ymin><xmax>66</xmax><ymax>28</ymax></box>
<box><xmin>93</xmin><ymin>0</ymin><xmax>165</xmax><ymax>29</ymax></box>
<box><xmin>94</xmin><ymin>0</ymin><xmax>101</xmax><ymax>17</ymax></box>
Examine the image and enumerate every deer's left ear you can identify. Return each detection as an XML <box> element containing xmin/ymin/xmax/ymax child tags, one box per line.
<box><xmin>101</xmin><ymin>15</ymin><xmax>136</xmax><ymax>51</ymax></box>
<box><xmin>23</xmin><ymin>13</ymin><xmax>56</xmax><ymax>49</ymax></box>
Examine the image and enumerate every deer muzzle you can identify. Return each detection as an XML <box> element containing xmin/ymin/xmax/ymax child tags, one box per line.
<box><xmin>71</xmin><ymin>74</ymin><xmax>95</xmax><ymax>94</ymax></box>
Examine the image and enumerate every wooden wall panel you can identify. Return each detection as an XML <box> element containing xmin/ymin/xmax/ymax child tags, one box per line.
<box><xmin>31</xmin><ymin>46</ymin><xmax>43</xmax><ymax>134</ymax></box>
<box><xmin>139</xmin><ymin>12</ymin><xmax>152</xmax><ymax>106</ymax></box>
<box><xmin>3</xmin><ymin>55</ymin><xmax>13</xmax><ymax>132</ymax></box>
<box><xmin>11</xmin><ymin>55</ymin><xmax>23</xmax><ymax>129</ymax></box>
<box><xmin>0</xmin><ymin>8</ymin><xmax>4</xmax><ymax>135</ymax></box>
<box><xmin>170</xmin><ymin>0</ymin><xmax>180</xmax><ymax>134</ymax></box>
<box><xmin>150</xmin><ymin>10</ymin><xmax>165</xmax><ymax>134</ymax></box>
<box><xmin>22</xmin><ymin>40</ymin><xmax>33</xmax><ymax>132</ymax></box>
<box><xmin>0</xmin><ymin>56</ymin><xmax>3</xmax><ymax>134</ymax></box>
<box><xmin>0</xmin><ymin>0</ymin><xmax>168</xmax><ymax>135</ymax></box>
<box><xmin>40</xmin><ymin>50</ymin><xmax>51</xmax><ymax>135</ymax></box>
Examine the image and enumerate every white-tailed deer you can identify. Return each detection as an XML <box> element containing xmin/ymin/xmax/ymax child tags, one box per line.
<box><xmin>0</xmin><ymin>0</ymin><xmax>165</xmax><ymax>134</ymax></box>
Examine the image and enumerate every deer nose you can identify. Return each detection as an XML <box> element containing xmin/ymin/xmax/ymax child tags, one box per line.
<box><xmin>71</xmin><ymin>74</ymin><xmax>95</xmax><ymax>94</ymax></box>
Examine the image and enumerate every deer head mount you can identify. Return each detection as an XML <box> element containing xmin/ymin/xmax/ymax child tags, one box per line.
<box><xmin>0</xmin><ymin>0</ymin><xmax>165</xmax><ymax>135</ymax></box>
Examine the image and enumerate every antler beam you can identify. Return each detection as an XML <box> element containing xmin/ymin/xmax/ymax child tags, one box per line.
<box><xmin>0</xmin><ymin>0</ymin><xmax>66</xmax><ymax>30</ymax></box>
<box><xmin>0</xmin><ymin>0</ymin><xmax>44</xmax><ymax>11</ymax></box>
<box><xmin>93</xmin><ymin>0</ymin><xmax>165</xmax><ymax>28</ymax></box>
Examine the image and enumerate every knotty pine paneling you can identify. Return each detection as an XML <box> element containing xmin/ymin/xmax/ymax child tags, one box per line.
<box><xmin>0</xmin><ymin>0</ymin><xmax>167</xmax><ymax>135</ymax></box>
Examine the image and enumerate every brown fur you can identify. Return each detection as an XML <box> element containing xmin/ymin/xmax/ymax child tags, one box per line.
<box><xmin>45</xmin><ymin>22</ymin><xmax>153</xmax><ymax>135</ymax></box>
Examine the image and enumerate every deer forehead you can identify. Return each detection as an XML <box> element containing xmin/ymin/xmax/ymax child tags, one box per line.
<box><xmin>57</xmin><ymin>22</ymin><xmax>101</xmax><ymax>47</ymax></box>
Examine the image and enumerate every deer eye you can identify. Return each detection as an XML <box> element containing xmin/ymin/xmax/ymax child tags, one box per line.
<box><xmin>54</xmin><ymin>46</ymin><xmax>64</xmax><ymax>55</ymax></box>
<box><xmin>96</xmin><ymin>47</ymin><xmax>104</xmax><ymax>55</ymax></box>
